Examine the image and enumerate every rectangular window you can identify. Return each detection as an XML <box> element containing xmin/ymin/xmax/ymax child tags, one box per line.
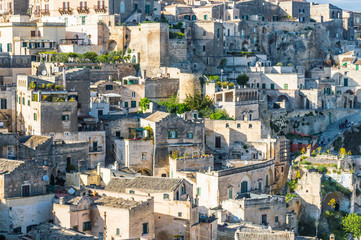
<box><xmin>284</xmin><ymin>84</ymin><xmax>288</xmax><ymax>90</ymax></box>
<box><xmin>116</xmin><ymin>228</ymin><xmax>120</xmax><ymax>235</ymax></box>
<box><xmin>81</xmin><ymin>16</ymin><xmax>86</xmax><ymax>25</ymax></box>
<box><xmin>0</xmin><ymin>98</ymin><xmax>6</xmax><ymax>109</ymax></box>
<box><xmin>187</xmin><ymin>133</ymin><xmax>193</xmax><ymax>139</ymax></box>
<box><xmin>215</xmin><ymin>136</ymin><xmax>221</xmax><ymax>148</ymax></box>
<box><xmin>34</xmin><ymin>113</ymin><xmax>37</xmax><ymax>121</ymax></box>
<box><xmin>141</xmin><ymin>152</ymin><xmax>147</xmax><ymax>161</ymax></box>
<box><xmin>142</xmin><ymin>223</ymin><xmax>149</xmax><ymax>235</ymax></box>
<box><xmin>197</xmin><ymin>187</ymin><xmax>201</xmax><ymax>196</ymax></box>
<box><xmin>22</xmin><ymin>42</ymin><xmax>27</xmax><ymax>47</ymax></box>
<box><xmin>168</xmin><ymin>130</ymin><xmax>178</xmax><ymax>139</ymax></box>
<box><xmin>163</xmin><ymin>193</ymin><xmax>169</xmax><ymax>200</ymax></box>
<box><xmin>275</xmin><ymin>216</ymin><xmax>279</xmax><ymax>223</ymax></box>
<box><xmin>129</xmin><ymin>190</ymin><xmax>135</xmax><ymax>194</ymax></box>
<box><xmin>7</xmin><ymin>43</ymin><xmax>11</xmax><ymax>52</ymax></box>
<box><xmin>131</xmin><ymin>101</ymin><xmax>136</xmax><ymax>108</ymax></box>
<box><xmin>270</xmin><ymin>84</ymin><xmax>275</xmax><ymax>90</ymax></box>
<box><xmin>344</xmin><ymin>78</ymin><xmax>348</xmax><ymax>86</ymax></box>
<box><xmin>83</xmin><ymin>221</ymin><xmax>91</xmax><ymax>231</ymax></box>
<box><xmin>22</xmin><ymin>185</ymin><xmax>30</xmax><ymax>197</ymax></box>
<box><xmin>202</xmin><ymin>46</ymin><xmax>206</xmax><ymax>52</ymax></box>
<box><xmin>178</xmin><ymin>212</ymin><xmax>182</xmax><ymax>217</ymax></box>
<box><xmin>22</xmin><ymin>97</ymin><xmax>25</xmax><ymax>105</ymax></box>
<box><xmin>262</xmin><ymin>83</ymin><xmax>266</xmax><ymax>89</ymax></box>
<box><xmin>62</xmin><ymin>114</ymin><xmax>69</xmax><ymax>121</ymax></box>
<box><xmin>228</xmin><ymin>188</ymin><xmax>233</xmax><ymax>199</ymax></box>
<box><xmin>124</xmin><ymin>101</ymin><xmax>128</xmax><ymax>108</ymax></box>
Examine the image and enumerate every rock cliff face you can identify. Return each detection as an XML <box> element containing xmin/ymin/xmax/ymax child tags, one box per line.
<box><xmin>238</xmin><ymin>21</ymin><xmax>340</xmax><ymax>70</ymax></box>
<box><xmin>259</xmin><ymin>26</ymin><xmax>332</xmax><ymax>70</ymax></box>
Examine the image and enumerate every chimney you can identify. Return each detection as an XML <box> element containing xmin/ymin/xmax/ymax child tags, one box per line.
<box><xmin>97</xmin><ymin>163</ymin><xmax>101</xmax><ymax>175</ymax></box>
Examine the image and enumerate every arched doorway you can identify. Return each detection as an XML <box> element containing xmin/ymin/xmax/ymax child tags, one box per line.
<box><xmin>137</xmin><ymin>168</ymin><xmax>152</xmax><ymax>176</ymax></box>
<box><xmin>108</xmin><ymin>40</ymin><xmax>117</xmax><ymax>51</ymax></box>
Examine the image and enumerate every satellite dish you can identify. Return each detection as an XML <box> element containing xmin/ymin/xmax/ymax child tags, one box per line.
<box><xmin>41</xmin><ymin>70</ymin><xmax>47</xmax><ymax>76</ymax></box>
<box><xmin>42</xmin><ymin>175</ymin><xmax>49</xmax><ymax>181</ymax></box>
<box><xmin>0</xmin><ymin>122</ymin><xmax>4</xmax><ymax>127</ymax></box>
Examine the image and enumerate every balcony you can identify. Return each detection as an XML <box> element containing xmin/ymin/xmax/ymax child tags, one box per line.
<box><xmin>93</xmin><ymin>5</ymin><xmax>107</xmax><ymax>13</ymax></box>
<box><xmin>89</xmin><ymin>146</ymin><xmax>103</xmax><ymax>153</ymax></box>
<box><xmin>77</xmin><ymin>6</ymin><xmax>89</xmax><ymax>14</ymax></box>
<box><xmin>58</xmin><ymin>7</ymin><xmax>73</xmax><ymax>15</ymax></box>
<box><xmin>41</xmin><ymin>9</ymin><xmax>50</xmax><ymax>16</ymax></box>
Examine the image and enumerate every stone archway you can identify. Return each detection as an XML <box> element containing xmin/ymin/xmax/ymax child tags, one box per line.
<box><xmin>137</xmin><ymin>168</ymin><xmax>152</xmax><ymax>176</ymax></box>
<box><xmin>107</xmin><ymin>40</ymin><xmax>117</xmax><ymax>51</ymax></box>
<box><xmin>322</xmin><ymin>192</ymin><xmax>350</xmax><ymax>213</ymax></box>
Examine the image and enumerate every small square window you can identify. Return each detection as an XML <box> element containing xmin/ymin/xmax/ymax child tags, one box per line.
<box><xmin>62</xmin><ymin>114</ymin><xmax>69</xmax><ymax>121</ymax></box>
<box><xmin>178</xmin><ymin>212</ymin><xmax>182</xmax><ymax>217</ymax></box>
<box><xmin>129</xmin><ymin>190</ymin><xmax>135</xmax><ymax>194</ymax></box>
<box><xmin>249</xmin><ymin>124</ymin><xmax>252</xmax><ymax>128</ymax></box>
<box><xmin>163</xmin><ymin>193</ymin><xmax>169</xmax><ymax>200</ymax></box>
<box><xmin>237</xmin><ymin>123</ymin><xmax>241</xmax><ymax>128</ymax></box>
<box><xmin>187</xmin><ymin>133</ymin><xmax>193</xmax><ymax>139</ymax></box>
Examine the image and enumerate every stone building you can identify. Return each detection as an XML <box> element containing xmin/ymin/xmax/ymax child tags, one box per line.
<box><xmin>278</xmin><ymin>0</ymin><xmax>310</xmax><ymax>23</ymax></box>
<box><xmin>222</xmin><ymin>193</ymin><xmax>299</xmax><ymax>231</ymax></box>
<box><xmin>213</xmin><ymin>86</ymin><xmax>260</xmax><ymax>120</ymax></box>
<box><xmin>0</xmin><ymin>0</ymin><xmax>29</xmax><ymax>21</ymax></box>
<box><xmin>0</xmin><ymin>158</ymin><xmax>55</xmax><ymax>235</ymax></box>
<box><xmin>310</xmin><ymin>3</ymin><xmax>343</xmax><ymax>23</ymax></box>
<box><xmin>16</xmin><ymin>75</ymin><xmax>78</xmax><ymax>137</ymax></box>
<box><xmin>196</xmin><ymin>159</ymin><xmax>275</xmax><ymax>210</ymax></box>
<box><xmin>53</xmin><ymin>194</ymin><xmax>155</xmax><ymax>240</ymax></box>
<box><xmin>235</xmin><ymin>0</ymin><xmax>282</xmax><ymax>22</ymax></box>
<box><xmin>105</xmin><ymin>176</ymin><xmax>217</xmax><ymax>240</ymax></box>
<box><xmin>139</xmin><ymin>111</ymin><xmax>204</xmax><ymax>176</ymax></box>
<box><xmin>0</xmin><ymin>16</ymin><xmax>65</xmax><ymax>56</ymax></box>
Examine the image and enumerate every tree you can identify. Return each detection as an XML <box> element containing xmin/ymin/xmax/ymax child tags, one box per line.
<box><xmin>340</xmin><ymin>148</ymin><xmax>346</xmax><ymax>157</ymax></box>
<box><xmin>184</xmin><ymin>93</ymin><xmax>213</xmax><ymax>113</ymax></box>
<box><xmin>83</xmin><ymin>52</ymin><xmax>98</xmax><ymax>62</ymax></box>
<box><xmin>139</xmin><ymin>97</ymin><xmax>151</xmax><ymax>112</ymax></box>
<box><xmin>342</xmin><ymin>213</ymin><xmax>361</xmax><ymax>238</ymax></box>
<box><xmin>236</xmin><ymin>73</ymin><xmax>249</xmax><ymax>86</ymax></box>
<box><xmin>209</xmin><ymin>109</ymin><xmax>233</xmax><ymax>120</ymax></box>
<box><xmin>29</xmin><ymin>81</ymin><xmax>36</xmax><ymax>89</ymax></box>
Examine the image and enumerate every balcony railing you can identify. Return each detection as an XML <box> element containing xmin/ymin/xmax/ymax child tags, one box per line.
<box><xmin>89</xmin><ymin>146</ymin><xmax>103</xmax><ymax>152</ymax></box>
<box><xmin>93</xmin><ymin>5</ymin><xmax>107</xmax><ymax>13</ymax></box>
<box><xmin>41</xmin><ymin>9</ymin><xmax>50</xmax><ymax>16</ymax></box>
<box><xmin>77</xmin><ymin>6</ymin><xmax>89</xmax><ymax>13</ymax></box>
<box><xmin>58</xmin><ymin>7</ymin><xmax>73</xmax><ymax>15</ymax></box>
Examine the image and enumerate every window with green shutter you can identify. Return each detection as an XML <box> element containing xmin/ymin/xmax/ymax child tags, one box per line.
<box><xmin>116</xmin><ymin>228</ymin><xmax>120</xmax><ymax>235</ymax></box>
<box><xmin>270</xmin><ymin>84</ymin><xmax>274</xmax><ymax>90</ymax></box>
<box><xmin>197</xmin><ymin>187</ymin><xmax>201</xmax><ymax>196</ymax></box>
<box><xmin>7</xmin><ymin>43</ymin><xmax>11</xmax><ymax>52</ymax></box>
<box><xmin>344</xmin><ymin>78</ymin><xmax>348</xmax><ymax>86</ymax></box>
<box><xmin>124</xmin><ymin>102</ymin><xmax>128</xmax><ymax>108</ymax></box>
<box><xmin>168</xmin><ymin>130</ymin><xmax>178</xmax><ymax>139</ymax></box>
<box><xmin>0</xmin><ymin>99</ymin><xmax>6</xmax><ymax>109</ymax></box>
<box><xmin>34</xmin><ymin>113</ymin><xmax>37</xmax><ymax>121</ymax></box>
<box><xmin>228</xmin><ymin>188</ymin><xmax>233</xmax><ymax>199</ymax></box>
<box><xmin>22</xmin><ymin>97</ymin><xmax>25</xmax><ymax>105</ymax></box>
<box><xmin>131</xmin><ymin>101</ymin><xmax>136</xmax><ymax>108</ymax></box>
<box><xmin>284</xmin><ymin>84</ymin><xmax>288</xmax><ymax>90</ymax></box>
<box><xmin>262</xmin><ymin>83</ymin><xmax>266</xmax><ymax>89</ymax></box>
